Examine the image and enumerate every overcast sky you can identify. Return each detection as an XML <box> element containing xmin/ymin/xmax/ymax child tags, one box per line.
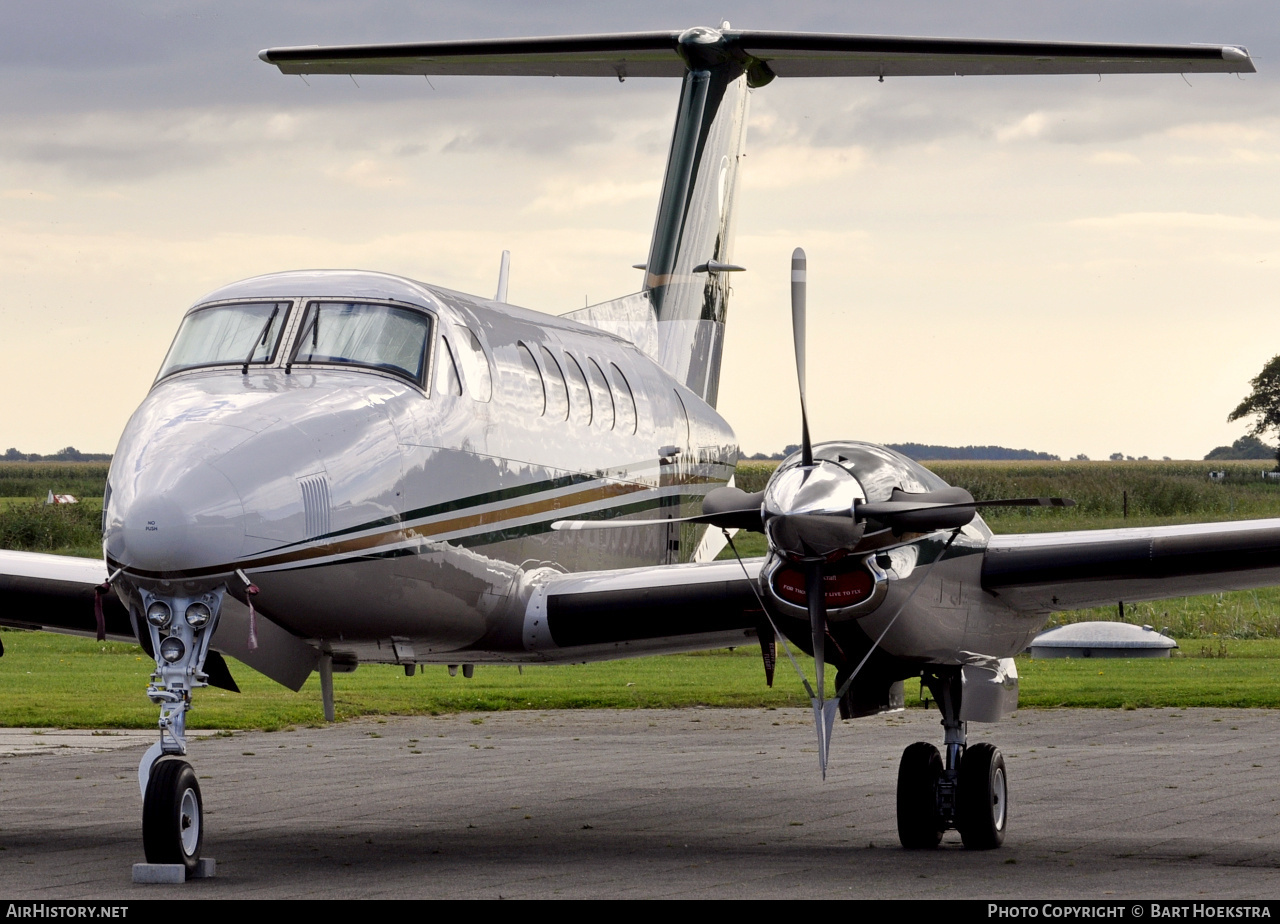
<box><xmin>2</xmin><ymin>1</ymin><xmax>1277</xmax><ymax>460</ymax></box>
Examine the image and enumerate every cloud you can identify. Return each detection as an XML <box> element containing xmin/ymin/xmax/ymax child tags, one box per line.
<box><xmin>1088</xmin><ymin>150</ymin><xmax>1141</xmax><ymax>165</ymax></box>
<box><xmin>526</xmin><ymin>179</ymin><xmax>660</xmax><ymax>213</ymax></box>
<box><xmin>324</xmin><ymin>158</ymin><xmax>407</xmax><ymax>188</ymax></box>
<box><xmin>996</xmin><ymin>111</ymin><xmax>1049</xmax><ymax>142</ymax></box>
<box><xmin>1068</xmin><ymin>211</ymin><xmax>1280</xmax><ymax>233</ymax></box>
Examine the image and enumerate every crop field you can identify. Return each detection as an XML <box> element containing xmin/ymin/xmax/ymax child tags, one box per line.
<box><xmin>4</xmin><ymin>459</ymin><xmax>1280</xmax><ymax>727</ymax></box>
<box><xmin>0</xmin><ymin>461</ymin><xmax>109</xmax><ymax>500</ymax></box>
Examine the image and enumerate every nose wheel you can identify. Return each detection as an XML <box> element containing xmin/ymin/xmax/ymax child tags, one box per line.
<box><xmin>142</xmin><ymin>759</ymin><xmax>204</xmax><ymax>875</ymax></box>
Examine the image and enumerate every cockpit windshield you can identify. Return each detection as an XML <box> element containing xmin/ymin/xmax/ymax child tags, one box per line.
<box><xmin>157</xmin><ymin>301</ymin><xmax>290</xmax><ymax>380</ymax></box>
<box><xmin>288</xmin><ymin>301</ymin><xmax>432</xmax><ymax>385</ymax></box>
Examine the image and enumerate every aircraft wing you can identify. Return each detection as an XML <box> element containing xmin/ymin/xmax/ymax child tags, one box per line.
<box><xmin>0</xmin><ymin>549</ymin><xmax>317</xmax><ymax>690</ymax></box>
<box><xmin>532</xmin><ymin>557</ymin><xmax>765</xmax><ymax>653</ymax></box>
<box><xmin>259</xmin><ymin>31</ymin><xmax>1253</xmax><ymax>79</ymax></box>
<box><xmin>0</xmin><ymin>549</ymin><xmax>132</xmax><ymax>640</ymax></box>
<box><xmin>982</xmin><ymin>519</ymin><xmax>1280</xmax><ymax>613</ymax></box>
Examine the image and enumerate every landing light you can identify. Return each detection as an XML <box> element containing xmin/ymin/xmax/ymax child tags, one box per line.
<box><xmin>185</xmin><ymin>602</ymin><xmax>212</xmax><ymax>629</ymax></box>
<box><xmin>159</xmin><ymin>636</ymin><xmax>186</xmax><ymax>663</ymax></box>
<box><xmin>146</xmin><ymin>601</ymin><xmax>172</xmax><ymax>628</ymax></box>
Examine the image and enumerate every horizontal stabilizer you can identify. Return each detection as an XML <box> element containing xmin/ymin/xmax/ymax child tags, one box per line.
<box><xmin>260</xmin><ymin>30</ymin><xmax>1253</xmax><ymax>79</ymax></box>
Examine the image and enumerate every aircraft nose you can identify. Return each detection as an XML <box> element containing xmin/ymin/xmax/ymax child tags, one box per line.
<box><xmin>107</xmin><ymin>461</ymin><xmax>247</xmax><ymax>576</ymax></box>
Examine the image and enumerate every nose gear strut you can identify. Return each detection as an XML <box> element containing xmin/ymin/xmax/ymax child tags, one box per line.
<box><xmin>133</xmin><ymin>584</ymin><xmax>227</xmax><ymax>879</ymax></box>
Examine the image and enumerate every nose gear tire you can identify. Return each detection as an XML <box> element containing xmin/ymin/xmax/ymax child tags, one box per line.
<box><xmin>142</xmin><ymin>759</ymin><xmax>203</xmax><ymax>874</ymax></box>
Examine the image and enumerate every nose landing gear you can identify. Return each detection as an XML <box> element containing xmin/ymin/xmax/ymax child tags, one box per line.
<box><xmin>132</xmin><ymin>585</ymin><xmax>225</xmax><ymax>881</ymax></box>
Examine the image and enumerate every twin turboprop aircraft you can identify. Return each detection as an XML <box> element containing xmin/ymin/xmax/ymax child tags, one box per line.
<box><xmin>0</xmin><ymin>25</ymin><xmax>1270</xmax><ymax>876</ymax></box>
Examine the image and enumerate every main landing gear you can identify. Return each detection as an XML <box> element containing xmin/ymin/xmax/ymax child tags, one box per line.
<box><xmin>896</xmin><ymin>669</ymin><xmax>1007</xmax><ymax>850</ymax></box>
<box><xmin>134</xmin><ymin>586</ymin><xmax>225</xmax><ymax>879</ymax></box>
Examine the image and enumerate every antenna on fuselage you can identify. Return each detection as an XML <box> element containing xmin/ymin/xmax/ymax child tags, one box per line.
<box><xmin>495</xmin><ymin>250</ymin><xmax>510</xmax><ymax>303</ymax></box>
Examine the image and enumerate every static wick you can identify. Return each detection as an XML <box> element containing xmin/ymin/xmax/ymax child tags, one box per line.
<box><xmin>350</xmin><ymin>74</ymin><xmax>360</xmax><ymax>89</ymax></box>
<box><xmin>424</xmin><ymin>75</ymin><xmax>436</xmax><ymax>91</ymax></box>
<box><xmin>298</xmin><ymin>74</ymin><xmax>310</xmax><ymax>87</ymax></box>
<box><xmin>1181</xmin><ymin>72</ymin><xmax>1193</xmax><ymax>87</ymax></box>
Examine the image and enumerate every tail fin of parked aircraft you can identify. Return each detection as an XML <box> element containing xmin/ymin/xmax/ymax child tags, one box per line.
<box><xmin>261</xmin><ymin>29</ymin><xmax>1253</xmax><ymax>407</ymax></box>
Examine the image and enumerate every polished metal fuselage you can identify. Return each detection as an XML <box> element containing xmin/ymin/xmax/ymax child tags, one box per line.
<box><xmin>104</xmin><ymin>271</ymin><xmax>743</xmax><ymax>665</ymax></box>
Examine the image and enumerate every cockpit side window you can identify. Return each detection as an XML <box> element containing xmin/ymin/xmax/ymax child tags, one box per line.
<box><xmin>435</xmin><ymin>334</ymin><xmax>463</xmax><ymax>397</ymax></box>
<box><xmin>157</xmin><ymin>301</ymin><xmax>290</xmax><ymax>380</ymax></box>
<box><xmin>289</xmin><ymin>301</ymin><xmax>432</xmax><ymax>385</ymax></box>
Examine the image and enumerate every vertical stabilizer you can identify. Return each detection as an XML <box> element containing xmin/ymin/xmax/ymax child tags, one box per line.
<box><xmin>642</xmin><ymin>28</ymin><xmax>753</xmax><ymax>407</ymax></box>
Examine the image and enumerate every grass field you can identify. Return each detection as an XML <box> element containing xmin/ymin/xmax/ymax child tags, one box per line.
<box><xmin>2</xmin><ymin>631</ymin><xmax>1277</xmax><ymax>729</ymax></box>
<box><xmin>5</xmin><ymin>459</ymin><xmax>1280</xmax><ymax>729</ymax></box>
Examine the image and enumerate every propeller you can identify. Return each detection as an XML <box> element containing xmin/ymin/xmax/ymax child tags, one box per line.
<box><xmin>781</xmin><ymin>248</ymin><xmax>836</xmax><ymax>773</ymax></box>
<box><xmin>551</xmin><ymin>247</ymin><xmax>1074</xmax><ymax>779</ymax></box>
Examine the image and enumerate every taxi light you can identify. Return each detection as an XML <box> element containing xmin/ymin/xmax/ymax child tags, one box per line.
<box><xmin>146</xmin><ymin>601</ymin><xmax>172</xmax><ymax>628</ymax></box>
<box><xmin>159</xmin><ymin>636</ymin><xmax>186</xmax><ymax>663</ymax></box>
<box><xmin>185</xmin><ymin>602</ymin><xmax>212</xmax><ymax>629</ymax></box>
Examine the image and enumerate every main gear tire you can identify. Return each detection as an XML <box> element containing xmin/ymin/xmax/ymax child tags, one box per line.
<box><xmin>897</xmin><ymin>741</ymin><xmax>944</xmax><ymax>849</ymax></box>
<box><xmin>957</xmin><ymin>742</ymin><xmax>1007</xmax><ymax>850</ymax></box>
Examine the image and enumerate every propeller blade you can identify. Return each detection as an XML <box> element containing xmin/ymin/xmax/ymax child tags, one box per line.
<box><xmin>803</xmin><ymin>558</ymin><xmax>835</xmax><ymax>777</ymax></box>
<box><xmin>700</xmin><ymin>486</ymin><xmax>765</xmax><ymax>531</ymax></box>
<box><xmin>791</xmin><ymin>247</ymin><xmax>812</xmax><ymax>468</ymax></box>
<box><xmin>756</xmin><ymin>620</ymin><xmax>777</xmax><ymax>688</ymax></box>
<box><xmin>551</xmin><ymin>487</ymin><xmax>766</xmax><ymax>533</ymax></box>
<box><xmin>551</xmin><ymin>518</ymin><xmax>693</xmax><ymax>530</ymax></box>
<box><xmin>857</xmin><ymin>487</ymin><xmax>1076</xmax><ymax>532</ymax></box>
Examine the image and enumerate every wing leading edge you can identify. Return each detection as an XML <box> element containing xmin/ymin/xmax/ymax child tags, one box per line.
<box><xmin>0</xmin><ymin>549</ymin><xmax>317</xmax><ymax>691</ymax></box>
<box><xmin>539</xmin><ymin>557</ymin><xmax>764</xmax><ymax>649</ymax></box>
<box><xmin>260</xmin><ymin>30</ymin><xmax>1253</xmax><ymax>80</ymax></box>
<box><xmin>982</xmin><ymin>519</ymin><xmax>1280</xmax><ymax>613</ymax></box>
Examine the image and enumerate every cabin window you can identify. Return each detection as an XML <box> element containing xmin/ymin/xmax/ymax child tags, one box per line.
<box><xmin>587</xmin><ymin>359</ymin><xmax>615</xmax><ymax>430</ymax></box>
<box><xmin>453</xmin><ymin>324</ymin><xmax>493</xmax><ymax>402</ymax></box>
<box><xmin>158</xmin><ymin>301</ymin><xmax>290</xmax><ymax>379</ymax></box>
<box><xmin>435</xmin><ymin>335</ymin><xmax>463</xmax><ymax>397</ymax></box>
<box><xmin>510</xmin><ymin>342</ymin><xmax>546</xmax><ymax>416</ymax></box>
<box><xmin>538</xmin><ymin>346</ymin><xmax>570</xmax><ymax>421</ymax></box>
<box><xmin>563</xmin><ymin>353</ymin><xmax>591</xmax><ymax>426</ymax></box>
<box><xmin>609</xmin><ymin>363</ymin><xmax>638</xmax><ymax>435</ymax></box>
<box><xmin>289</xmin><ymin>301</ymin><xmax>431</xmax><ymax>385</ymax></box>
<box><xmin>673</xmin><ymin>389</ymin><xmax>691</xmax><ymax>449</ymax></box>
